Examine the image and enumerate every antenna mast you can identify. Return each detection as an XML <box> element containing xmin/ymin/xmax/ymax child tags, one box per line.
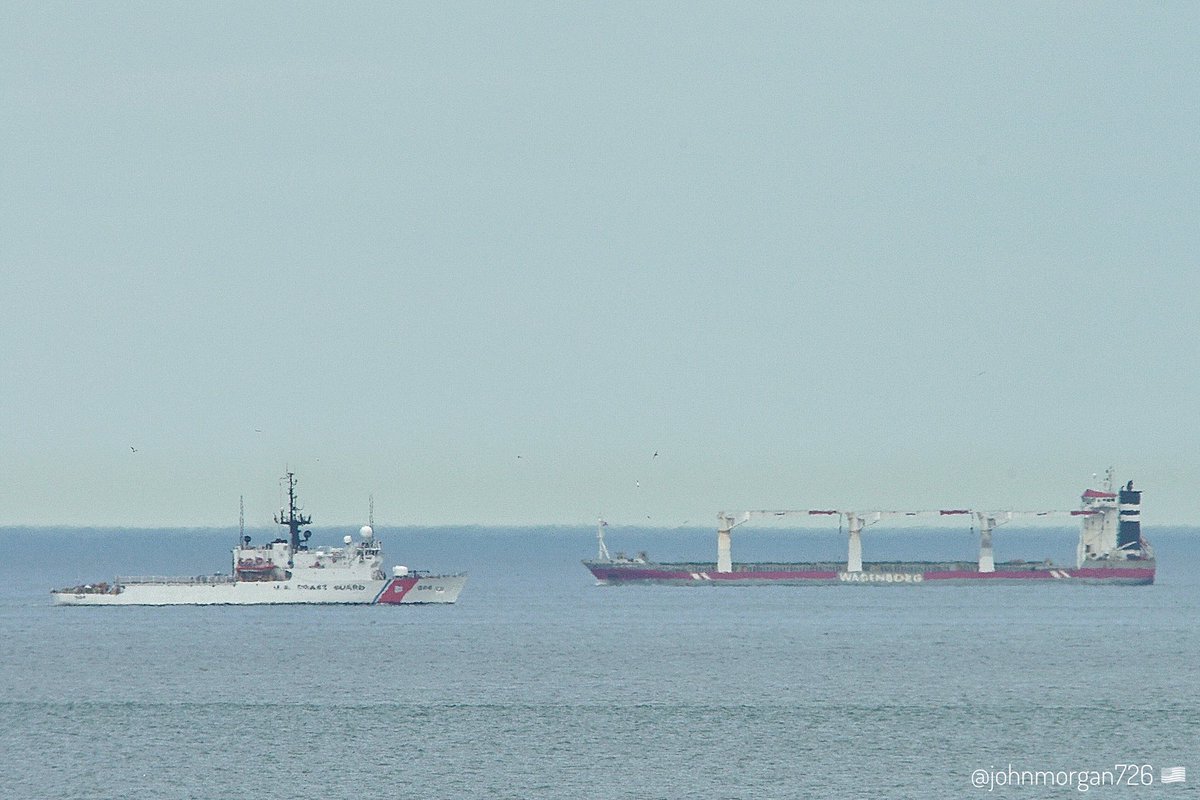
<box><xmin>273</xmin><ymin>471</ymin><xmax>312</xmax><ymax>551</ymax></box>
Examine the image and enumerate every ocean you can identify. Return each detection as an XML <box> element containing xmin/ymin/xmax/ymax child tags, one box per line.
<box><xmin>1</xmin><ymin>525</ymin><xmax>1196</xmax><ymax>799</ymax></box>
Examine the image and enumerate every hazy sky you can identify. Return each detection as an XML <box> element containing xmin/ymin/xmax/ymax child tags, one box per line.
<box><xmin>2</xmin><ymin>2</ymin><xmax>1196</xmax><ymax>527</ymax></box>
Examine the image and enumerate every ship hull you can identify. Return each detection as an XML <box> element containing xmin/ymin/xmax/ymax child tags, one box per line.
<box><xmin>583</xmin><ymin>560</ymin><xmax>1154</xmax><ymax>586</ymax></box>
<box><xmin>52</xmin><ymin>574</ymin><xmax>467</xmax><ymax>606</ymax></box>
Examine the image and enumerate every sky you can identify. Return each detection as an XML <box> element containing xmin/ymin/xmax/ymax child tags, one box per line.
<box><xmin>1</xmin><ymin>2</ymin><xmax>1197</xmax><ymax>527</ymax></box>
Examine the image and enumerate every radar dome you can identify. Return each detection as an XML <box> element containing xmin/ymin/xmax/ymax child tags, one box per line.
<box><xmin>343</xmin><ymin>535</ymin><xmax>353</xmax><ymax>545</ymax></box>
<box><xmin>360</xmin><ymin>525</ymin><xmax>374</xmax><ymax>541</ymax></box>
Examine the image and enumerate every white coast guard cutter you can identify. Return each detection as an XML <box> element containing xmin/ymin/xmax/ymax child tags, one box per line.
<box><xmin>53</xmin><ymin>472</ymin><xmax>466</xmax><ymax>605</ymax></box>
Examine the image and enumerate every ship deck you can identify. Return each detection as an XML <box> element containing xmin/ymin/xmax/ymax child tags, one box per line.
<box><xmin>117</xmin><ymin>575</ymin><xmax>236</xmax><ymax>585</ymax></box>
<box><xmin>592</xmin><ymin>560</ymin><xmax>1055</xmax><ymax>573</ymax></box>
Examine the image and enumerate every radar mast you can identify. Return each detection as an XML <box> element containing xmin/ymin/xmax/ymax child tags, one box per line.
<box><xmin>274</xmin><ymin>471</ymin><xmax>312</xmax><ymax>551</ymax></box>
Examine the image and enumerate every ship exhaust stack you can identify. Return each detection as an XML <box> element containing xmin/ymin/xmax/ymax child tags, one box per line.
<box><xmin>1118</xmin><ymin>482</ymin><xmax>1142</xmax><ymax>552</ymax></box>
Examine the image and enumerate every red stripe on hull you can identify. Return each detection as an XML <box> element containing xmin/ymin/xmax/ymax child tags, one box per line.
<box><xmin>711</xmin><ymin>570</ymin><xmax>840</xmax><ymax>581</ymax></box>
<box><xmin>587</xmin><ymin>565</ymin><xmax>1154</xmax><ymax>585</ymax></box>
<box><xmin>921</xmin><ymin>570</ymin><xmax>1053</xmax><ymax>581</ymax></box>
<box><xmin>586</xmin><ymin>567</ymin><xmax>839</xmax><ymax>582</ymax></box>
<box><xmin>1073</xmin><ymin>567</ymin><xmax>1155</xmax><ymax>581</ymax></box>
<box><xmin>922</xmin><ymin>567</ymin><xmax>1154</xmax><ymax>582</ymax></box>
<box><xmin>375</xmin><ymin>576</ymin><xmax>420</xmax><ymax>604</ymax></box>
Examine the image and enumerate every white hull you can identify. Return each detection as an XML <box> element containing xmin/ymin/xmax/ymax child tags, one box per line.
<box><xmin>53</xmin><ymin>472</ymin><xmax>467</xmax><ymax>607</ymax></box>
<box><xmin>52</xmin><ymin>574</ymin><xmax>467</xmax><ymax>606</ymax></box>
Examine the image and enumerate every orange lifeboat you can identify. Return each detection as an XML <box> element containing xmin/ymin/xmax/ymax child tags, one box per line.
<box><xmin>236</xmin><ymin>558</ymin><xmax>277</xmax><ymax>580</ymax></box>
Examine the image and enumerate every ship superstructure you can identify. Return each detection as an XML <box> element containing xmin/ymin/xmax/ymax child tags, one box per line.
<box><xmin>584</xmin><ymin>472</ymin><xmax>1154</xmax><ymax>586</ymax></box>
<box><xmin>53</xmin><ymin>471</ymin><xmax>467</xmax><ymax>605</ymax></box>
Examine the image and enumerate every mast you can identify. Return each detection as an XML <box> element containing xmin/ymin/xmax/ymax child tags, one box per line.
<box><xmin>274</xmin><ymin>471</ymin><xmax>312</xmax><ymax>551</ymax></box>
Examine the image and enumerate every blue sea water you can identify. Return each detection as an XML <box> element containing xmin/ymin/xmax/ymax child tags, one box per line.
<box><xmin>1</xmin><ymin>525</ymin><xmax>1197</xmax><ymax>799</ymax></box>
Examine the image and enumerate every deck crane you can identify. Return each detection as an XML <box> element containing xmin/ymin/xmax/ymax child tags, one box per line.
<box><xmin>715</xmin><ymin>506</ymin><xmax>1107</xmax><ymax>574</ymax></box>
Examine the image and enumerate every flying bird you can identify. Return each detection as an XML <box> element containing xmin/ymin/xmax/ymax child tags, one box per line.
<box><xmin>130</xmin><ymin>446</ymin><xmax>137</xmax><ymax>453</ymax></box>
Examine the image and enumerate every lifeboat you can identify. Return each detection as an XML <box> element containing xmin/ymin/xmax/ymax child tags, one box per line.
<box><xmin>236</xmin><ymin>558</ymin><xmax>277</xmax><ymax>579</ymax></box>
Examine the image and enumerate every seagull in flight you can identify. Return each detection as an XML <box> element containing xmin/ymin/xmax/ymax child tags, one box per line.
<box><xmin>129</xmin><ymin>446</ymin><xmax>138</xmax><ymax>453</ymax></box>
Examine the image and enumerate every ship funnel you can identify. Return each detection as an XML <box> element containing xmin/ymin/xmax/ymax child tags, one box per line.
<box><xmin>1117</xmin><ymin>481</ymin><xmax>1142</xmax><ymax>551</ymax></box>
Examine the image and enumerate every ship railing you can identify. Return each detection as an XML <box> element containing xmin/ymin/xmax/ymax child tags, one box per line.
<box><xmin>116</xmin><ymin>574</ymin><xmax>236</xmax><ymax>586</ymax></box>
